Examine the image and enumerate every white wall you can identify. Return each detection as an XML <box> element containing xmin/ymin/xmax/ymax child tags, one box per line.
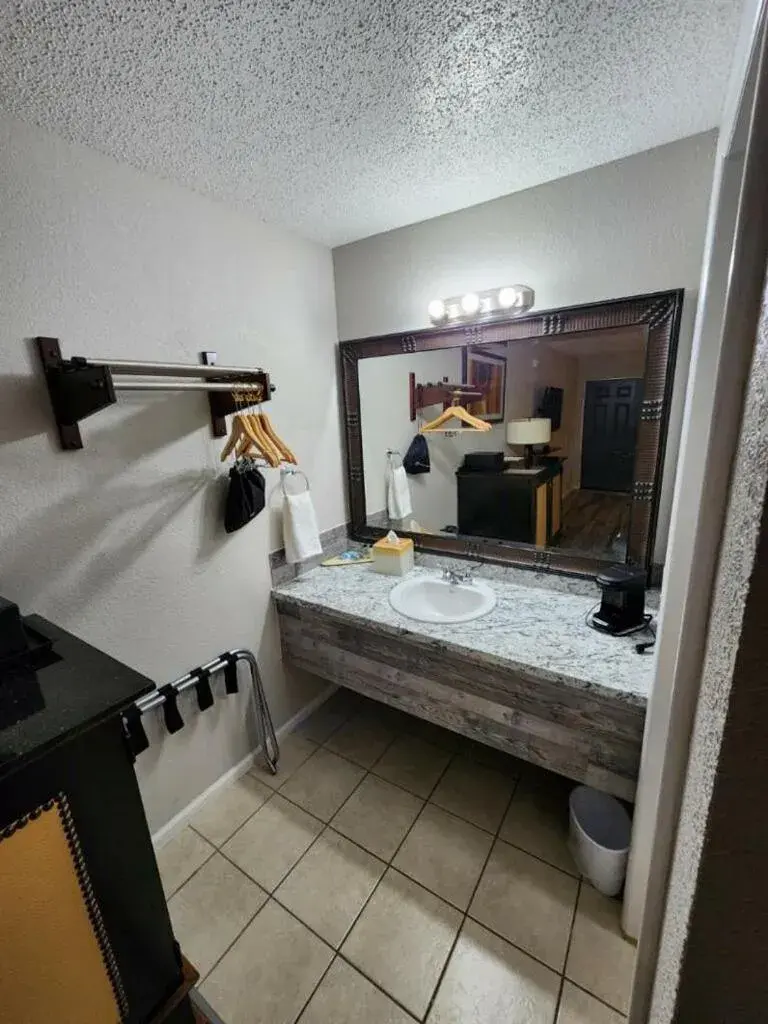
<box><xmin>359</xmin><ymin>348</ymin><xmax>507</xmax><ymax>531</ymax></box>
<box><xmin>359</xmin><ymin>348</ymin><xmax>461</xmax><ymax>526</ymax></box>
<box><xmin>504</xmin><ymin>343</ymin><xmax>580</xmax><ymax>495</ymax></box>
<box><xmin>0</xmin><ymin>114</ymin><xmax>346</xmax><ymax>832</ymax></box>
<box><xmin>334</xmin><ymin>132</ymin><xmax>718</xmax><ymax>563</ymax></box>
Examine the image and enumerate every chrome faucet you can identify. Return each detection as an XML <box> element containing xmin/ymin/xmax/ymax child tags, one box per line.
<box><xmin>442</xmin><ymin>567</ymin><xmax>473</xmax><ymax>586</ymax></box>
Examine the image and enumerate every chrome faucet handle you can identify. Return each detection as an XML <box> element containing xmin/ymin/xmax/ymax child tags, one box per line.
<box><xmin>442</xmin><ymin>566</ymin><xmax>473</xmax><ymax>585</ymax></box>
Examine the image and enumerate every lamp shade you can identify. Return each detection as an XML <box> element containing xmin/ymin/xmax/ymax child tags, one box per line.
<box><xmin>506</xmin><ymin>418</ymin><xmax>551</xmax><ymax>445</ymax></box>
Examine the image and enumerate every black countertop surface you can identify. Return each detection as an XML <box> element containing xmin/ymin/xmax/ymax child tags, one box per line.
<box><xmin>0</xmin><ymin>614</ymin><xmax>154</xmax><ymax>780</ymax></box>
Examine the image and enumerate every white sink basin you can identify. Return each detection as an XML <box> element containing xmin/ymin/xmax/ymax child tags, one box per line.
<box><xmin>389</xmin><ymin>575</ymin><xmax>497</xmax><ymax>624</ymax></box>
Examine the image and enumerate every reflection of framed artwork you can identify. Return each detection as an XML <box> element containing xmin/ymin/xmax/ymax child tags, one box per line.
<box><xmin>462</xmin><ymin>348</ymin><xmax>507</xmax><ymax>423</ymax></box>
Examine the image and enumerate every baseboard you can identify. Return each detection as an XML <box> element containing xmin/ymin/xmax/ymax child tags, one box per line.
<box><xmin>151</xmin><ymin>682</ymin><xmax>337</xmax><ymax>849</ymax></box>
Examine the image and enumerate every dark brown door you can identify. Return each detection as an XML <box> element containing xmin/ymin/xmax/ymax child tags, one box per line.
<box><xmin>581</xmin><ymin>378</ymin><xmax>642</xmax><ymax>492</ymax></box>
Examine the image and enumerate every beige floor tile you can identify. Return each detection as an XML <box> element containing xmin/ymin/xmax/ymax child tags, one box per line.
<box><xmin>403</xmin><ymin>715</ymin><xmax>461</xmax><ymax>752</ymax></box>
<box><xmin>223</xmin><ymin>794</ymin><xmax>323</xmax><ymax>891</ymax></box>
<box><xmin>189</xmin><ymin>774</ymin><xmax>272</xmax><ymax>847</ymax></box>
<box><xmin>279</xmin><ymin>748</ymin><xmax>366</xmax><ymax>821</ymax></box>
<box><xmin>155</xmin><ymin>826</ymin><xmax>215</xmax><ymax>898</ymax></box>
<box><xmin>393</xmin><ymin>804</ymin><xmax>493</xmax><ymax>910</ymax></box>
<box><xmin>299</xmin><ymin>957</ymin><xmax>413</xmax><ymax>1024</ymax></box>
<box><xmin>331</xmin><ymin>774</ymin><xmax>424</xmax><ymax>860</ymax></box>
<box><xmin>566</xmin><ymin>886</ymin><xmax>636</xmax><ymax>1015</ymax></box>
<box><xmin>557</xmin><ymin>981</ymin><xmax>626</xmax><ymax>1024</ymax></box>
<box><xmin>296</xmin><ymin>694</ymin><xmax>356</xmax><ymax>743</ymax></box>
<box><xmin>373</xmin><ymin>735</ymin><xmax>451</xmax><ymax>798</ymax></box>
<box><xmin>470</xmin><ymin>839</ymin><xmax>578</xmax><ymax>971</ymax></box>
<box><xmin>428</xmin><ymin>918</ymin><xmax>560</xmax><ymax>1024</ymax></box>
<box><xmin>250</xmin><ymin>733</ymin><xmax>318</xmax><ymax>790</ymax></box>
<box><xmin>276</xmin><ymin>829</ymin><xmax>386</xmax><ymax>947</ymax></box>
<box><xmin>431</xmin><ymin>755</ymin><xmax>516</xmax><ymax>833</ymax></box>
<box><xmin>325</xmin><ymin>712</ymin><xmax>395</xmax><ymax>768</ymax></box>
<box><xmin>167</xmin><ymin>853</ymin><xmax>267</xmax><ymax>978</ymax></box>
<box><xmin>459</xmin><ymin>737</ymin><xmax>525</xmax><ymax>776</ymax></box>
<box><xmin>341</xmin><ymin>868</ymin><xmax>462</xmax><ymax>1019</ymax></box>
<box><xmin>500</xmin><ymin>767</ymin><xmax>578</xmax><ymax>875</ymax></box>
<box><xmin>366</xmin><ymin>700</ymin><xmax>417</xmax><ymax>733</ymax></box>
<box><xmin>201</xmin><ymin>899</ymin><xmax>333</xmax><ymax>1024</ymax></box>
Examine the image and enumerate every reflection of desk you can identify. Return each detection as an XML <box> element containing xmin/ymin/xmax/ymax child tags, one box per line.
<box><xmin>456</xmin><ymin>459</ymin><xmax>564</xmax><ymax>545</ymax></box>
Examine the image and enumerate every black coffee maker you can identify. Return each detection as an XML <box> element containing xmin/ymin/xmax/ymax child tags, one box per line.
<box><xmin>590</xmin><ymin>566</ymin><xmax>648</xmax><ymax>636</ymax></box>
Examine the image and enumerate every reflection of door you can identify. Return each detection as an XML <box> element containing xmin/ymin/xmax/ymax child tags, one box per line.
<box><xmin>581</xmin><ymin>378</ymin><xmax>642</xmax><ymax>492</ymax></box>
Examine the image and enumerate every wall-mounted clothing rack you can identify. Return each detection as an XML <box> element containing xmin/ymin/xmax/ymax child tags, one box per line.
<box><xmin>122</xmin><ymin>648</ymin><xmax>279</xmax><ymax>775</ymax></box>
<box><xmin>36</xmin><ymin>337</ymin><xmax>275</xmax><ymax>450</ymax></box>
<box><xmin>408</xmin><ymin>371</ymin><xmax>485</xmax><ymax>422</ymax></box>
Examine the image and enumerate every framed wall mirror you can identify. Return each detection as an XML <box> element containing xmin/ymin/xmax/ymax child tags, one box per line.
<box><xmin>340</xmin><ymin>290</ymin><xmax>683</xmax><ymax>580</ymax></box>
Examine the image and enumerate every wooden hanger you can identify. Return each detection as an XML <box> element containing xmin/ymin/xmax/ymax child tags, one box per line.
<box><xmin>243</xmin><ymin>411</ymin><xmax>283</xmax><ymax>466</ymax></box>
<box><xmin>221</xmin><ymin>413</ymin><xmax>258</xmax><ymax>461</ymax></box>
<box><xmin>420</xmin><ymin>394</ymin><xmax>493</xmax><ymax>433</ymax></box>
<box><xmin>258</xmin><ymin>411</ymin><xmax>297</xmax><ymax>464</ymax></box>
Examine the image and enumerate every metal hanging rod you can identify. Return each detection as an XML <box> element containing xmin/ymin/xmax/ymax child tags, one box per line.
<box><xmin>88</xmin><ymin>358</ymin><xmax>265</xmax><ymax>379</ymax></box>
<box><xmin>114</xmin><ymin>380</ymin><xmax>264</xmax><ymax>393</ymax></box>
<box><xmin>124</xmin><ymin>648</ymin><xmax>279</xmax><ymax>774</ymax></box>
<box><xmin>36</xmin><ymin>337</ymin><xmax>274</xmax><ymax>450</ymax></box>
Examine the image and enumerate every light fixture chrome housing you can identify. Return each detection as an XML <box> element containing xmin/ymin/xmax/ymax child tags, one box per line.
<box><xmin>427</xmin><ymin>285</ymin><xmax>535</xmax><ymax>324</ymax></box>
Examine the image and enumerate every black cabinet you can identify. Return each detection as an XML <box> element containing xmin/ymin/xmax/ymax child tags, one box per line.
<box><xmin>0</xmin><ymin>613</ymin><xmax>195</xmax><ymax>1024</ymax></box>
<box><xmin>456</xmin><ymin>460</ymin><xmax>564</xmax><ymax>546</ymax></box>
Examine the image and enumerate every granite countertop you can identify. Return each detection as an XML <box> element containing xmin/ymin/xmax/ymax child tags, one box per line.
<box><xmin>273</xmin><ymin>564</ymin><xmax>656</xmax><ymax>708</ymax></box>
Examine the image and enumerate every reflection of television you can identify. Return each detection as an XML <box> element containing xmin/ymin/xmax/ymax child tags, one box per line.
<box><xmin>534</xmin><ymin>386</ymin><xmax>563</xmax><ymax>431</ymax></box>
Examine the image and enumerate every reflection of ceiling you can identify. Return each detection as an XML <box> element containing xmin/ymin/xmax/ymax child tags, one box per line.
<box><xmin>0</xmin><ymin>2</ymin><xmax>741</xmax><ymax>245</ymax></box>
<box><xmin>545</xmin><ymin>327</ymin><xmax>646</xmax><ymax>358</ymax></box>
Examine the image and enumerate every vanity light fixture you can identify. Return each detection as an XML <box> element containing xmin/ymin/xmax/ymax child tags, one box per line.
<box><xmin>427</xmin><ymin>285</ymin><xmax>534</xmax><ymax>324</ymax></box>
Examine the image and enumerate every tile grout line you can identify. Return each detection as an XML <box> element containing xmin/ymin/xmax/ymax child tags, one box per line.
<box><xmin>420</xmin><ymin>773</ymin><xmax>521</xmax><ymax>1022</ymax></box>
<box><xmin>292</xmin><ymin>955</ymin><xmax>337</xmax><ymax>1024</ymax></box>
<box><xmin>277</xmin><ymin>738</ymin><xmax>461</xmax><ymax>1024</ymax></box>
<box><xmin>193</xmin><ymin>699</ymin><xmax>369</xmax><ymax>1016</ymax></box>
<box><xmin>565</xmin><ymin>978</ymin><xmax>629</xmax><ymax>1019</ymax></box>
<box><xmin>194</xmin><ymin>901</ymin><xmax>265</xmax><ymax>988</ymax></box>
<box><xmin>553</xmin><ymin>877</ymin><xmax>583</xmax><ymax>1022</ymax></box>
<box><xmin>176</xmin><ymin>706</ymin><xmax>613</xmax><ymax>1020</ymax></box>
<box><xmin>162</xmin><ymin>842</ymin><xmax>218</xmax><ymax>902</ymax></box>
<box><xmin>271</xmin><ymin>894</ymin><xmax>420</xmax><ymax>1022</ymax></box>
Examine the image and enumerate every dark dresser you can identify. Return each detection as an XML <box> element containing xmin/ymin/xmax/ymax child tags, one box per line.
<box><xmin>0</xmin><ymin>606</ymin><xmax>196</xmax><ymax>1024</ymax></box>
<box><xmin>456</xmin><ymin>458</ymin><xmax>564</xmax><ymax>545</ymax></box>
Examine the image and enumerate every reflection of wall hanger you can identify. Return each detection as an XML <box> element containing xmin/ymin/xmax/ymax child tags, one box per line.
<box><xmin>36</xmin><ymin>337</ymin><xmax>275</xmax><ymax>450</ymax></box>
<box><xmin>408</xmin><ymin>372</ymin><xmax>485</xmax><ymax>422</ymax></box>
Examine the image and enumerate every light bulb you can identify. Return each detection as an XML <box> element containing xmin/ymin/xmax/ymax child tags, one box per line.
<box><xmin>461</xmin><ymin>293</ymin><xmax>480</xmax><ymax>315</ymax></box>
<box><xmin>427</xmin><ymin>299</ymin><xmax>446</xmax><ymax>321</ymax></box>
<box><xmin>498</xmin><ymin>286</ymin><xmax>519</xmax><ymax>308</ymax></box>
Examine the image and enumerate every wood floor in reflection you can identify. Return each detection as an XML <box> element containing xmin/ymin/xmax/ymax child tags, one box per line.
<box><xmin>556</xmin><ymin>489</ymin><xmax>630</xmax><ymax>560</ymax></box>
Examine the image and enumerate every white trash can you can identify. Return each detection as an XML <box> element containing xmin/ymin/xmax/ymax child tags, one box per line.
<box><xmin>569</xmin><ymin>785</ymin><xmax>632</xmax><ymax>897</ymax></box>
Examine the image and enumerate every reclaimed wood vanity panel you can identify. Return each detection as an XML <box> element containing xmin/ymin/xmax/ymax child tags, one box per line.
<box><xmin>276</xmin><ymin>598</ymin><xmax>644</xmax><ymax>801</ymax></box>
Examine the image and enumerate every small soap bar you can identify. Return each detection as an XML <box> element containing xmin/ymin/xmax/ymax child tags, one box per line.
<box><xmin>372</xmin><ymin>534</ymin><xmax>415</xmax><ymax>576</ymax></box>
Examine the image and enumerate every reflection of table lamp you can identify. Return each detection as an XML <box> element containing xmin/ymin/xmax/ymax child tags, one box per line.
<box><xmin>506</xmin><ymin>418</ymin><xmax>551</xmax><ymax>468</ymax></box>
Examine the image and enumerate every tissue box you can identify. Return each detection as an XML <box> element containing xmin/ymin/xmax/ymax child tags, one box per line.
<box><xmin>372</xmin><ymin>535</ymin><xmax>415</xmax><ymax>576</ymax></box>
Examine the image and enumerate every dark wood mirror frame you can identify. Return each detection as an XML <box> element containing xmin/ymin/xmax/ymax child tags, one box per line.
<box><xmin>340</xmin><ymin>289</ymin><xmax>684</xmax><ymax>580</ymax></box>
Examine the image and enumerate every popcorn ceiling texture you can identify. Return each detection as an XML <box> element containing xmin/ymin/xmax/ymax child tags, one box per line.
<box><xmin>0</xmin><ymin>0</ymin><xmax>741</xmax><ymax>245</ymax></box>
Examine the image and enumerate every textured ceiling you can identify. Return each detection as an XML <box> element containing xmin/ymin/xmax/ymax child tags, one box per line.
<box><xmin>0</xmin><ymin>1</ymin><xmax>743</xmax><ymax>246</ymax></box>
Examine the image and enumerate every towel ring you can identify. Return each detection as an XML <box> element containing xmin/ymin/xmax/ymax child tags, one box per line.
<box><xmin>386</xmin><ymin>449</ymin><xmax>403</xmax><ymax>468</ymax></box>
<box><xmin>281</xmin><ymin>466</ymin><xmax>310</xmax><ymax>496</ymax></box>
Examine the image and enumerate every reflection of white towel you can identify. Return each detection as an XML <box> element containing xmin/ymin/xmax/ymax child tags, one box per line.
<box><xmin>283</xmin><ymin>490</ymin><xmax>322</xmax><ymax>564</ymax></box>
<box><xmin>387</xmin><ymin>465</ymin><xmax>412</xmax><ymax>519</ymax></box>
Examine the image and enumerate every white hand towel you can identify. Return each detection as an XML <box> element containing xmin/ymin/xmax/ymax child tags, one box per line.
<box><xmin>283</xmin><ymin>490</ymin><xmax>323</xmax><ymax>564</ymax></box>
<box><xmin>387</xmin><ymin>464</ymin><xmax>412</xmax><ymax>520</ymax></box>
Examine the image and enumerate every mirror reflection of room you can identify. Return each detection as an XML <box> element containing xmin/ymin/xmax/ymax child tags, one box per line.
<box><xmin>360</xmin><ymin>324</ymin><xmax>646</xmax><ymax>560</ymax></box>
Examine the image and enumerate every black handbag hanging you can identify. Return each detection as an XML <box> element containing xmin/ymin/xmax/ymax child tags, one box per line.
<box><xmin>224</xmin><ymin>461</ymin><xmax>266</xmax><ymax>533</ymax></box>
<box><xmin>403</xmin><ymin>433</ymin><xmax>430</xmax><ymax>474</ymax></box>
